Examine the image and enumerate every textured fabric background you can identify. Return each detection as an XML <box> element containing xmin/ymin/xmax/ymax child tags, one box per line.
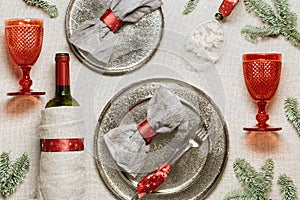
<box><xmin>0</xmin><ymin>0</ymin><xmax>300</xmax><ymax>199</ymax></box>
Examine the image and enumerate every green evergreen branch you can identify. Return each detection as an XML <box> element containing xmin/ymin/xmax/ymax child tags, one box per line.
<box><xmin>225</xmin><ymin>159</ymin><xmax>298</xmax><ymax>200</ymax></box>
<box><xmin>278</xmin><ymin>174</ymin><xmax>297</xmax><ymax>200</ymax></box>
<box><xmin>225</xmin><ymin>159</ymin><xmax>273</xmax><ymax>200</ymax></box>
<box><xmin>242</xmin><ymin>0</ymin><xmax>300</xmax><ymax>48</ymax></box>
<box><xmin>183</xmin><ymin>0</ymin><xmax>199</xmax><ymax>15</ymax></box>
<box><xmin>23</xmin><ymin>0</ymin><xmax>58</xmax><ymax>18</ymax></box>
<box><xmin>244</xmin><ymin>0</ymin><xmax>278</xmax><ymax>25</ymax></box>
<box><xmin>241</xmin><ymin>25</ymin><xmax>281</xmax><ymax>41</ymax></box>
<box><xmin>0</xmin><ymin>152</ymin><xmax>30</xmax><ymax>197</ymax></box>
<box><xmin>224</xmin><ymin>190</ymin><xmax>250</xmax><ymax>200</ymax></box>
<box><xmin>284</xmin><ymin>97</ymin><xmax>300</xmax><ymax>136</ymax></box>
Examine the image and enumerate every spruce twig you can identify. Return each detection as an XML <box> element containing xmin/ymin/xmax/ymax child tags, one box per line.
<box><xmin>242</xmin><ymin>0</ymin><xmax>300</xmax><ymax>48</ymax></box>
<box><xmin>23</xmin><ymin>0</ymin><xmax>58</xmax><ymax>18</ymax></box>
<box><xmin>183</xmin><ymin>0</ymin><xmax>200</xmax><ymax>15</ymax></box>
<box><xmin>0</xmin><ymin>152</ymin><xmax>30</xmax><ymax>197</ymax></box>
<box><xmin>224</xmin><ymin>159</ymin><xmax>274</xmax><ymax>200</ymax></box>
<box><xmin>278</xmin><ymin>174</ymin><xmax>297</xmax><ymax>200</ymax></box>
<box><xmin>284</xmin><ymin>97</ymin><xmax>300</xmax><ymax>136</ymax></box>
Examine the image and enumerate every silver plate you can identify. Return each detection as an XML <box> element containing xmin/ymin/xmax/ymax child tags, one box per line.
<box><xmin>95</xmin><ymin>78</ymin><xmax>229</xmax><ymax>200</ymax></box>
<box><xmin>65</xmin><ymin>0</ymin><xmax>163</xmax><ymax>74</ymax></box>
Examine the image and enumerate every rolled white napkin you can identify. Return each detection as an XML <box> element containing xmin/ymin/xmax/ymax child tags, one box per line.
<box><xmin>103</xmin><ymin>86</ymin><xmax>183</xmax><ymax>177</ymax></box>
<box><xmin>38</xmin><ymin>107</ymin><xmax>86</xmax><ymax>200</ymax></box>
<box><xmin>69</xmin><ymin>0</ymin><xmax>163</xmax><ymax>65</ymax></box>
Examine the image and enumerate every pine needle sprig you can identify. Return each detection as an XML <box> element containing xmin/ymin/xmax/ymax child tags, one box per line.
<box><xmin>284</xmin><ymin>97</ymin><xmax>300</xmax><ymax>136</ymax></box>
<box><xmin>225</xmin><ymin>158</ymin><xmax>274</xmax><ymax>200</ymax></box>
<box><xmin>277</xmin><ymin>174</ymin><xmax>297</xmax><ymax>200</ymax></box>
<box><xmin>0</xmin><ymin>153</ymin><xmax>11</xmax><ymax>183</ymax></box>
<box><xmin>242</xmin><ymin>0</ymin><xmax>300</xmax><ymax>48</ymax></box>
<box><xmin>0</xmin><ymin>152</ymin><xmax>30</xmax><ymax>197</ymax></box>
<box><xmin>183</xmin><ymin>0</ymin><xmax>200</xmax><ymax>15</ymax></box>
<box><xmin>224</xmin><ymin>190</ymin><xmax>249</xmax><ymax>200</ymax></box>
<box><xmin>23</xmin><ymin>0</ymin><xmax>58</xmax><ymax>18</ymax></box>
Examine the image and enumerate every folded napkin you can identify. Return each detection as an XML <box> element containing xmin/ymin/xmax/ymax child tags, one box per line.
<box><xmin>69</xmin><ymin>0</ymin><xmax>163</xmax><ymax>65</ymax></box>
<box><xmin>103</xmin><ymin>86</ymin><xmax>183</xmax><ymax>177</ymax></box>
<box><xmin>38</xmin><ymin>107</ymin><xmax>86</xmax><ymax>200</ymax></box>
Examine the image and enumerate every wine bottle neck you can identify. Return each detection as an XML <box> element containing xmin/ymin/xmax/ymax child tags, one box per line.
<box><xmin>55</xmin><ymin>85</ymin><xmax>71</xmax><ymax>97</ymax></box>
<box><xmin>55</xmin><ymin>54</ymin><xmax>71</xmax><ymax>97</ymax></box>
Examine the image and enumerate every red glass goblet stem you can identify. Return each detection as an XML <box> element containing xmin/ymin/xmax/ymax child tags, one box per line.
<box><xmin>256</xmin><ymin>101</ymin><xmax>269</xmax><ymax>129</ymax></box>
<box><xmin>19</xmin><ymin>66</ymin><xmax>33</xmax><ymax>93</ymax></box>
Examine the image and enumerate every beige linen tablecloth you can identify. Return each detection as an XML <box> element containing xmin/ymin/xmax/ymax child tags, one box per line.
<box><xmin>0</xmin><ymin>0</ymin><xmax>300</xmax><ymax>199</ymax></box>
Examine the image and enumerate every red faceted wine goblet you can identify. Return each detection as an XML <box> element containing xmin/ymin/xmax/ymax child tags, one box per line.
<box><xmin>243</xmin><ymin>53</ymin><xmax>282</xmax><ymax>131</ymax></box>
<box><xmin>5</xmin><ymin>18</ymin><xmax>45</xmax><ymax>96</ymax></box>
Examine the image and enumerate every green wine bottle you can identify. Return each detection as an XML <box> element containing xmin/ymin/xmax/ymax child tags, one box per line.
<box><xmin>45</xmin><ymin>53</ymin><xmax>79</xmax><ymax>107</ymax></box>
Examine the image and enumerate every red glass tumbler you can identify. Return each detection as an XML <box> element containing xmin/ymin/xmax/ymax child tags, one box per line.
<box><xmin>243</xmin><ymin>53</ymin><xmax>282</xmax><ymax>131</ymax></box>
<box><xmin>5</xmin><ymin>18</ymin><xmax>45</xmax><ymax>96</ymax></box>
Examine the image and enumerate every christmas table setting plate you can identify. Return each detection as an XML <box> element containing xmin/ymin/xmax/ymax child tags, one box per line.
<box><xmin>95</xmin><ymin>78</ymin><xmax>229</xmax><ymax>200</ymax></box>
<box><xmin>65</xmin><ymin>0</ymin><xmax>163</xmax><ymax>75</ymax></box>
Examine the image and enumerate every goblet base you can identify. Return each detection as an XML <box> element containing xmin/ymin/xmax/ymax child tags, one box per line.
<box><xmin>243</xmin><ymin>126</ymin><xmax>282</xmax><ymax>132</ymax></box>
<box><xmin>7</xmin><ymin>91</ymin><xmax>45</xmax><ymax>96</ymax></box>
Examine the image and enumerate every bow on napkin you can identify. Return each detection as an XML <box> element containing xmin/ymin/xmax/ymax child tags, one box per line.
<box><xmin>103</xmin><ymin>86</ymin><xmax>184</xmax><ymax>177</ymax></box>
<box><xmin>69</xmin><ymin>0</ymin><xmax>163</xmax><ymax>65</ymax></box>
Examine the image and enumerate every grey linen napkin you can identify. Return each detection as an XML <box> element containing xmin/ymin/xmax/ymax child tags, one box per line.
<box><xmin>69</xmin><ymin>0</ymin><xmax>163</xmax><ymax>65</ymax></box>
<box><xmin>103</xmin><ymin>86</ymin><xmax>183</xmax><ymax>177</ymax></box>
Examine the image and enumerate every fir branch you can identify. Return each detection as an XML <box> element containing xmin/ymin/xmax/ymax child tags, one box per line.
<box><xmin>224</xmin><ymin>190</ymin><xmax>250</xmax><ymax>200</ymax></box>
<box><xmin>244</xmin><ymin>0</ymin><xmax>278</xmax><ymax>25</ymax></box>
<box><xmin>242</xmin><ymin>0</ymin><xmax>300</xmax><ymax>48</ymax></box>
<box><xmin>183</xmin><ymin>0</ymin><xmax>199</xmax><ymax>15</ymax></box>
<box><xmin>225</xmin><ymin>158</ymin><xmax>274</xmax><ymax>200</ymax></box>
<box><xmin>241</xmin><ymin>25</ymin><xmax>281</xmax><ymax>42</ymax></box>
<box><xmin>278</xmin><ymin>174</ymin><xmax>297</xmax><ymax>200</ymax></box>
<box><xmin>0</xmin><ymin>153</ymin><xmax>11</xmax><ymax>183</ymax></box>
<box><xmin>0</xmin><ymin>153</ymin><xmax>30</xmax><ymax>197</ymax></box>
<box><xmin>273</xmin><ymin>0</ymin><xmax>297</xmax><ymax>28</ymax></box>
<box><xmin>284</xmin><ymin>97</ymin><xmax>300</xmax><ymax>136</ymax></box>
<box><xmin>260</xmin><ymin>159</ymin><xmax>274</xmax><ymax>192</ymax></box>
<box><xmin>23</xmin><ymin>0</ymin><xmax>58</xmax><ymax>18</ymax></box>
<box><xmin>282</xmin><ymin>29</ymin><xmax>300</xmax><ymax>48</ymax></box>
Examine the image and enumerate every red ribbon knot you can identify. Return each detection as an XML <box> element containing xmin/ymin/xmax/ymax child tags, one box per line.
<box><xmin>137</xmin><ymin>119</ymin><xmax>157</xmax><ymax>144</ymax></box>
<box><xmin>100</xmin><ymin>9</ymin><xmax>124</xmax><ymax>33</ymax></box>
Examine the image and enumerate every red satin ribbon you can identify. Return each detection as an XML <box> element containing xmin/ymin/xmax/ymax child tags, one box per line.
<box><xmin>137</xmin><ymin>119</ymin><xmax>157</xmax><ymax>144</ymax></box>
<box><xmin>219</xmin><ymin>0</ymin><xmax>239</xmax><ymax>17</ymax></box>
<box><xmin>40</xmin><ymin>138</ymin><xmax>84</xmax><ymax>152</ymax></box>
<box><xmin>137</xmin><ymin>162</ymin><xmax>172</xmax><ymax>198</ymax></box>
<box><xmin>100</xmin><ymin>9</ymin><xmax>124</xmax><ymax>33</ymax></box>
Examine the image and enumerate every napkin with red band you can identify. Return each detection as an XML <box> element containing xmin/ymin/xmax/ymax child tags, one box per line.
<box><xmin>69</xmin><ymin>0</ymin><xmax>163</xmax><ymax>65</ymax></box>
<box><xmin>38</xmin><ymin>107</ymin><xmax>86</xmax><ymax>200</ymax></box>
<box><xmin>103</xmin><ymin>86</ymin><xmax>183</xmax><ymax>177</ymax></box>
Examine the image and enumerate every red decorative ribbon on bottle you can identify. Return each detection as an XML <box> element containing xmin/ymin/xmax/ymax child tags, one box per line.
<box><xmin>100</xmin><ymin>9</ymin><xmax>124</xmax><ymax>33</ymax></box>
<box><xmin>41</xmin><ymin>138</ymin><xmax>84</xmax><ymax>152</ymax></box>
<box><xmin>137</xmin><ymin>119</ymin><xmax>157</xmax><ymax>144</ymax></box>
<box><xmin>137</xmin><ymin>162</ymin><xmax>172</xmax><ymax>198</ymax></box>
<box><xmin>218</xmin><ymin>0</ymin><xmax>239</xmax><ymax>17</ymax></box>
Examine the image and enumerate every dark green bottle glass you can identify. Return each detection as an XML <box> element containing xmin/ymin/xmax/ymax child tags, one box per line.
<box><xmin>45</xmin><ymin>53</ymin><xmax>79</xmax><ymax>108</ymax></box>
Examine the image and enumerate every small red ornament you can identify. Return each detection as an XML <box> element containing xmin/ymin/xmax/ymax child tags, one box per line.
<box><xmin>137</xmin><ymin>119</ymin><xmax>157</xmax><ymax>144</ymax></box>
<box><xmin>218</xmin><ymin>0</ymin><xmax>239</xmax><ymax>17</ymax></box>
<box><xmin>100</xmin><ymin>9</ymin><xmax>124</xmax><ymax>33</ymax></box>
<box><xmin>137</xmin><ymin>162</ymin><xmax>172</xmax><ymax>198</ymax></box>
